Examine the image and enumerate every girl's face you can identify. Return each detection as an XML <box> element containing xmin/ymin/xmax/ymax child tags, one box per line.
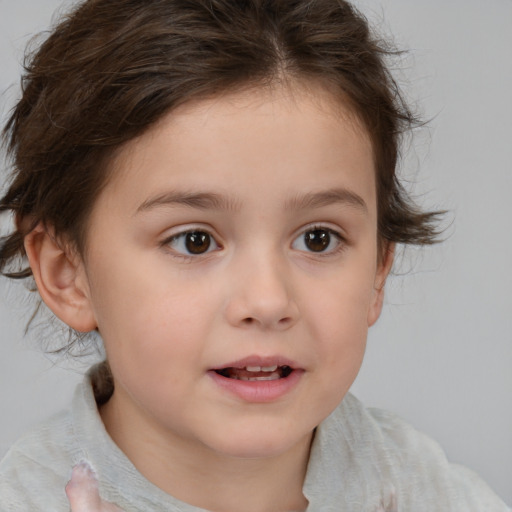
<box><xmin>78</xmin><ymin>85</ymin><xmax>390</xmax><ymax>463</ymax></box>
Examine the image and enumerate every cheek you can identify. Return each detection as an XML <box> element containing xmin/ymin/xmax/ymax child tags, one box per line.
<box><xmin>306</xmin><ymin>260</ymin><xmax>376</xmax><ymax>338</ymax></box>
<box><xmin>95</xmin><ymin>284</ymin><xmax>212</xmax><ymax>415</ymax></box>
<box><xmin>86</xmin><ymin>257</ymin><xmax>218</xmax><ymax>372</ymax></box>
<box><xmin>302</xmin><ymin>259</ymin><xmax>376</xmax><ymax>391</ymax></box>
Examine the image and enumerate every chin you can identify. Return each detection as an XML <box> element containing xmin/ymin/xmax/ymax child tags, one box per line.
<box><xmin>207</xmin><ymin>425</ymin><xmax>312</xmax><ymax>461</ymax></box>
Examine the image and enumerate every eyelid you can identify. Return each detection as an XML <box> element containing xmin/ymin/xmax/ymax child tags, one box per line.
<box><xmin>293</xmin><ymin>222</ymin><xmax>347</xmax><ymax>241</ymax></box>
<box><xmin>160</xmin><ymin>222</ymin><xmax>219</xmax><ymax>239</ymax></box>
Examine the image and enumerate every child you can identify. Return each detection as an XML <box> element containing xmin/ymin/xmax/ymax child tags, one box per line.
<box><xmin>0</xmin><ymin>0</ymin><xmax>509</xmax><ymax>510</ymax></box>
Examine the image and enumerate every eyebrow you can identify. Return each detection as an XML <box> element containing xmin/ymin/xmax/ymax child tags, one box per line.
<box><xmin>136</xmin><ymin>191</ymin><xmax>241</xmax><ymax>214</ymax></box>
<box><xmin>285</xmin><ymin>188</ymin><xmax>368</xmax><ymax>213</ymax></box>
<box><xmin>136</xmin><ymin>187</ymin><xmax>367</xmax><ymax>214</ymax></box>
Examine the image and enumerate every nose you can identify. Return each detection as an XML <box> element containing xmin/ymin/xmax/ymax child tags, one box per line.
<box><xmin>224</xmin><ymin>251</ymin><xmax>299</xmax><ymax>331</ymax></box>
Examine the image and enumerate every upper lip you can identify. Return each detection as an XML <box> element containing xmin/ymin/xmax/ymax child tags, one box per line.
<box><xmin>211</xmin><ymin>355</ymin><xmax>299</xmax><ymax>371</ymax></box>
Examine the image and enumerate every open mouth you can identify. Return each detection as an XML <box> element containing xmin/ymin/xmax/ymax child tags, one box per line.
<box><xmin>214</xmin><ymin>365</ymin><xmax>293</xmax><ymax>382</ymax></box>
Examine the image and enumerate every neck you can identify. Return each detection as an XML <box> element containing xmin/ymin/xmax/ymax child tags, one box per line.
<box><xmin>100</xmin><ymin>391</ymin><xmax>312</xmax><ymax>512</ymax></box>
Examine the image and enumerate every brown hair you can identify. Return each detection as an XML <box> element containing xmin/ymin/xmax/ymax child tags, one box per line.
<box><xmin>1</xmin><ymin>0</ymin><xmax>441</xmax><ymax>281</ymax></box>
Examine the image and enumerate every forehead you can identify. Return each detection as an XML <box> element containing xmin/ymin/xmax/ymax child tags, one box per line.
<box><xmin>100</xmin><ymin>84</ymin><xmax>376</xmax><ymax>217</ymax></box>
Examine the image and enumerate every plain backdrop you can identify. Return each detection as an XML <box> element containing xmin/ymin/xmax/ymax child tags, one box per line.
<box><xmin>0</xmin><ymin>0</ymin><xmax>511</xmax><ymax>505</ymax></box>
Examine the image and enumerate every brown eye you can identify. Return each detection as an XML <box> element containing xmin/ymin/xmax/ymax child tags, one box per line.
<box><xmin>167</xmin><ymin>230</ymin><xmax>218</xmax><ymax>256</ymax></box>
<box><xmin>292</xmin><ymin>227</ymin><xmax>342</xmax><ymax>254</ymax></box>
<box><xmin>185</xmin><ymin>232</ymin><xmax>211</xmax><ymax>254</ymax></box>
<box><xmin>304</xmin><ymin>229</ymin><xmax>331</xmax><ymax>252</ymax></box>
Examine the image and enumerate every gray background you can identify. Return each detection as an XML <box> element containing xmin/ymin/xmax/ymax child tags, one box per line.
<box><xmin>0</xmin><ymin>0</ymin><xmax>511</xmax><ymax>504</ymax></box>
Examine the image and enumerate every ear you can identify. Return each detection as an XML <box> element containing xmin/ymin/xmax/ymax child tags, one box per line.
<box><xmin>367</xmin><ymin>242</ymin><xmax>395</xmax><ymax>327</ymax></box>
<box><xmin>24</xmin><ymin>224</ymin><xmax>97</xmax><ymax>332</ymax></box>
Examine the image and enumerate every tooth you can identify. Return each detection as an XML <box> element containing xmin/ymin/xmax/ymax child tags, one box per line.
<box><xmin>253</xmin><ymin>372</ymin><xmax>280</xmax><ymax>381</ymax></box>
<box><xmin>262</xmin><ymin>365</ymin><xmax>278</xmax><ymax>372</ymax></box>
<box><xmin>246</xmin><ymin>366</ymin><xmax>262</xmax><ymax>372</ymax></box>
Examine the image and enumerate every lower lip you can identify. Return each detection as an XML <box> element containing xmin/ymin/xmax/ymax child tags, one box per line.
<box><xmin>208</xmin><ymin>369</ymin><xmax>303</xmax><ymax>403</ymax></box>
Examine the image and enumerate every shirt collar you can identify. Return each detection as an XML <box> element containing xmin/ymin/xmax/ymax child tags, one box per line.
<box><xmin>303</xmin><ymin>393</ymin><xmax>397</xmax><ymax>511</ymax></box>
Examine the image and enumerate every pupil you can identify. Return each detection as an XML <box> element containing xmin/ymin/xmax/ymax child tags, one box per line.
<box><xmin>185</xmin><ymin>232</ymin><xmax>211</xmax><ymax>254</ymax></box>
<box><xmin>305</xmin><ymin>229</ymin><xmax>330</xmax><ymax>252</ymax></box>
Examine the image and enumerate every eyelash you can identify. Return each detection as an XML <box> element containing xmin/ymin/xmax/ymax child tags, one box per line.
<box><xmin>160</xmin><ymin>224</ymin><xmax>347</xmax><ymax>260</ymax></box>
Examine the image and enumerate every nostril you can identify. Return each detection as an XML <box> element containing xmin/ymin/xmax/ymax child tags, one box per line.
<box><xmin>241</xmin><ymin>316</ymin><xmax>293</xmax><ymax>327</ymax></box>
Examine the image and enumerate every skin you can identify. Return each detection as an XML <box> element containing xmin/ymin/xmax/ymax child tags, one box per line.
<box><xmin>27</xmin><ymin>84</ymin><xmax>393</xmax><ymax>512</ymax></box>
<box><xmin>66</xmin><ymin>462</ymin><xmax>124</xmax><ymax>512</ymax></box>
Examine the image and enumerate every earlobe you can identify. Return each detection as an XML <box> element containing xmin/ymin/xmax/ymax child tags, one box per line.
<box><xmin>367</xmin><ymin>242</ymin><xmax>395</xmax><ymax>327</ymax></box>
<box><xmin>24</xmin><ymin>224</ymin><xmax>97</xmax><ymax>332</ymax></box>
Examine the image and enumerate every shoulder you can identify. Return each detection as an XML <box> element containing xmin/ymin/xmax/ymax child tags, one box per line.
<box><xmin>329</xmin><ymin>394</ymin><xmax>510</xmax><ymax>510</ymax></box>
<box><xmin>0</xmin><ymin>408</ymin><xmax>76</xmax><ymax>511</ymax></box>
<box><xmin>0</xmin><ymin>373</ymin><xmax>105</xmax><ymax>512</ymax></box>
<box><xmin>367</xmin><ymin>405</ymin><xmax>509</xmax><ymax>509</ymax></box>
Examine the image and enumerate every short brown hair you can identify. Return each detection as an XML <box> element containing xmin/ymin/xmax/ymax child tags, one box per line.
<box><xmin>1</xmin><ymin>0</ymin><xmax>441</xmax><ymax>281</ymax></box>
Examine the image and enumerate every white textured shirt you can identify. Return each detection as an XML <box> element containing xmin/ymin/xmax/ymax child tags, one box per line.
<box><xmin>0</xmin><ymin>370</ymin><xmax>510</xmax><ymax>511</ymax></box>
